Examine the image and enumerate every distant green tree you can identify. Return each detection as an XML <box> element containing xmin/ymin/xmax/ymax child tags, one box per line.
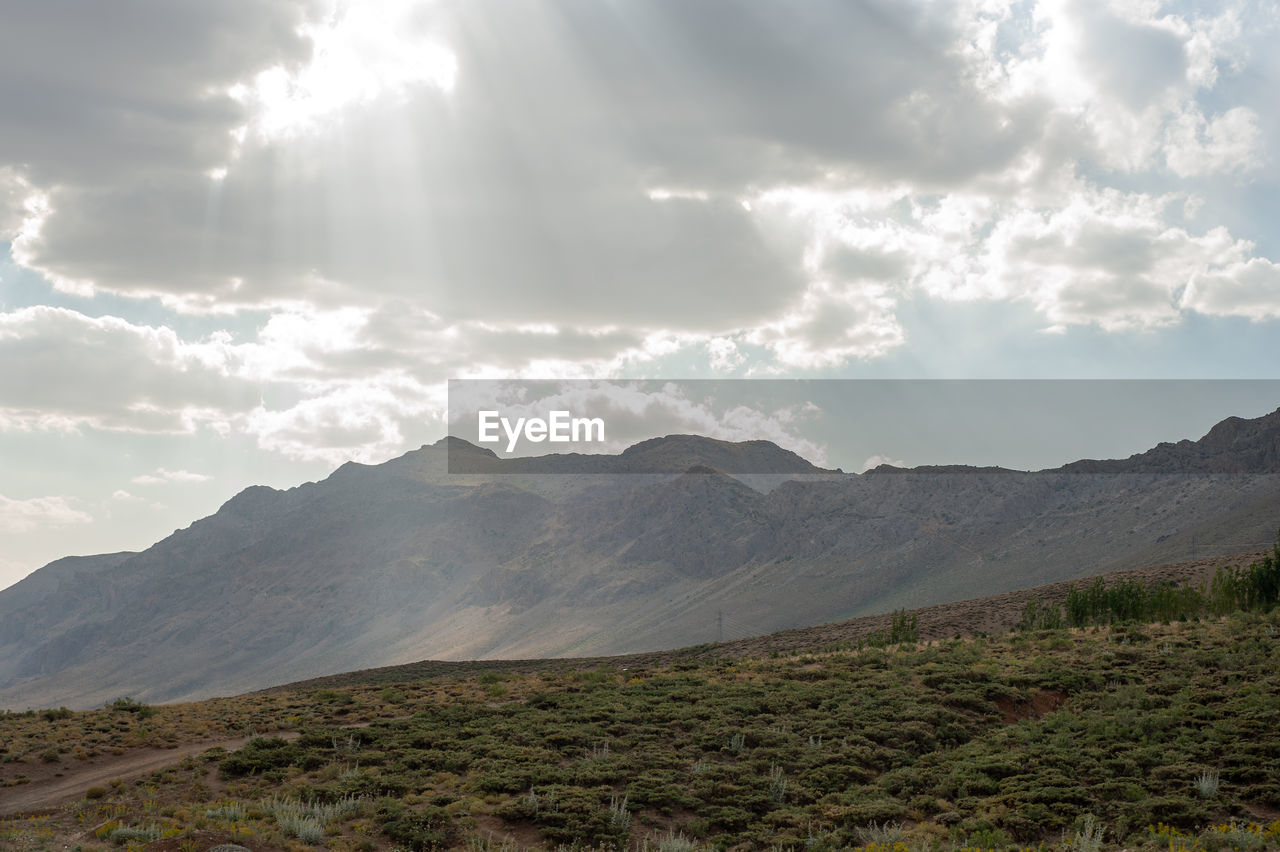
<box><xmin>1063</xmin><ymin>526</ymin><xmax>1279</xmax><ymax>627</ymax></box>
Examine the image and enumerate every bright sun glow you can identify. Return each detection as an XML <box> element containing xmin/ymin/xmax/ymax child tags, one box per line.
<box><xmin>231</xmin><ymin>0</ymin><xmax>457</xmax><ymax>142</ymax></box>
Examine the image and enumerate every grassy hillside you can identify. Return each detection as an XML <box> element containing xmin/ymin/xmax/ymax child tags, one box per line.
<box><xmin>3</xmin><ymin>608</ymin><xmax>1279</xmax><ymax>850</ymax></box>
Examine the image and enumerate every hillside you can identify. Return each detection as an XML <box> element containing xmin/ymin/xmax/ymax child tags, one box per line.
<box><xmin>1</xmin><ymin>547</ymin><xmax>1277</xmax><ymax>851</ymax></box>
<box><xmin>3</xmin><ymin>410</ymin><xmax>1280</xmax><ymax>710</ymax></box>
<box><xmin>1056</xmin><ymin>407</ymin><xmax>1280</xmax><ymax>474</ymax></box>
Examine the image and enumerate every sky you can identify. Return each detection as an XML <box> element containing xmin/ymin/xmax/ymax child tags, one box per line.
<box><xmin>3</xmin><ymin>0</ymin><xmax>1280</xmax><ymax>589</ymax></box>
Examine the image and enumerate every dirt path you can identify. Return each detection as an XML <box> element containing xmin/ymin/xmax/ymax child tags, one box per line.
<box><xmin>0</xmin><ymin>731</ymin><xmax>300</xmax><ymax>818</ymax></box>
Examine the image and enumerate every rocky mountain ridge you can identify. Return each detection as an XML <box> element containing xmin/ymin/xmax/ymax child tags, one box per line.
<box><xmin>2</xmin><ymin>409</ymin><xmax>1279</xmax><ymax>709</ymax></box>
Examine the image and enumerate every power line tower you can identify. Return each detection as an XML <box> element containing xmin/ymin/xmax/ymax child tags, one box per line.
<box><xmin>717</xmin><ymin>610</ymin><xmax>724</xmax><ymax>643</ymax></box>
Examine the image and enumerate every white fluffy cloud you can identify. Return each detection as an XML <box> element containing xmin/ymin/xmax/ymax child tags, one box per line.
<box><xmin>861</xmin><ymin>454</ymin><xmax>906</xmax><ymax>473</ymax></box>
<box><xmin>130</xmin><ymin>468</ymin><xmax>213</xmax><ymax>485</ymax></box>
<box><xmin>0</xmin><ymin>493</ymin><xmax>92</xmax><ymax>533</ymax></box>
<box><xmin>0</xmin><ymin>302</ymin><xmax>700</xmax><ymax>463</ymax></box>
<box><xmin>1165</xmin><ymin>106</ymin><xmax>1264</xmax><ymax>178</ymax></box>
<box><xmin>975</xmin><ymin>189</ymin><xmax>1254</xmax><ymax>330</ymax></box>
<box><xmin>244</xmin><ymin>378</ymin><xmax>440</xmax><ymax>464</ymax></box>
<box><xmin>230</xmin><ymin>0</ymin><xmax>457</xmax><ymax>143</ymax></box>
<box><xmin>752</xmin><ymin>170</ymin><xmax>1280</xmax><ymax>337</ymax></box>
<box><xmin>745</xmin><ymin>281</ymin><xmax>905</xmax><ymax>368</ymax></box>
<box><xmin>0</xmin><ymin>306</ymin><xmax>260</xmax><ymax>433</ymax></box>
<box><xmin>1182</xmin><ymin>258</ymin><xmax>1280</xmax><ymax>320</ymax></box>
<box><xmin>992</xmin><ymin>0</ymin><xmax>1265</xmax><ymax>176</ymax></box>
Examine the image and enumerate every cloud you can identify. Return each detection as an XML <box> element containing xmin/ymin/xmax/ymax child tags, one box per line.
<box><xmin>230</xmin><ymin>0</ymin><xmax>457</xmax><ymax>142</ymax></box>
<box><xmin>0</xmin><ymin>306</ymin><xmax>261</xmax><ymax>432</ymax></box>
<box><xmin>1</xmin><ymin>0</ymin><xmax>1044</xmax><ymax>332</ymax></box>
<box><xmin>1075</xmin><ymin>2</ymin><xmax>1186</xmax><ymax>112</ymax></box>
<box><xmin>0</xmin><ymin>166</ymin><xmax>32</xmax><ymax>236</ymax></box>
<box><xmin>0</xmin><ymin>0</ymin><xmax>1277</xmax><ymax>469</ymax></box>
<box><xmin>1182</xmin><ymin>258</ymin><xmax>1280</xmax><ymax>320</ymax></box>
<box><xmin>16</xmin><ymin>175</ymin><xmax>1275</xmax><ymax>462</ymax></box>
<box><xmin>0</xmin><ymin>301</ymin><xmax>686</xmax><ymax>463</ymax></box>
<box><xmin>0</xmin><ymin>304</ymin><xmax>453</xmax><ymax>462</ymax></box>
<box><xmin>706</xmin><ymin>338</ymin><xmax>746</xmax><ymax>372</ymax></box>
<box><xmin>0</xmin><ymin>493</ymin><xmax>92</xmax><ymax>533</ymax></box>
<box><xmin>975</xmin><ymin>189</ymin><xmax>1250</xmax><ymax>330</ymax></box>
<box><xmin>0</xmin><ymin>2</ymin><xmax>315</xmax><ymax>185</ymax></box>
<box><xmin>861</xmin><ymin>454</ymin><xmax>906</xmax><ymax>472</ymax></box>
<box><xmin>967</xmin><ymin>0</ymin><xmax>1268</xmax><ymax>184</ymax></box>
<box><xmin>761</xmin><ymin>173</ymin><xmax>1273</xmax><ymax>335</ymax></box>
<box><xmin>130</xmin><ymin>468</ymin><xmax>213</xmax><ymax>485</ymax></box>
<box><xmin>1165</xmin><ymin>106</ymin><xmax>1264</xmax><ymax>177</ymax></box>
<box><xmin>244</xmin><ymin>378</ymin><xmax>435</xmax><ymax>465</ymax></box>
<box><xmin>352</xmin><ymin>306</ymin><xmax>648</xmax><ymax>378</ymax></box>
<box><xmin>746</xmin><ymin>281</ymin><xmax>905</xmax><ymax>368</ymax></box>
<box><xmin>22</xmin><ymin>162</ymin><xmax>808</xmax><ymax>328</ymax></box>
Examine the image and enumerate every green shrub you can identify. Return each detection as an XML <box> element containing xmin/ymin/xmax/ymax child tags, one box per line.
<box><xmin>107</xmin><ymin>696</ymin><xmax>156</xmax><ymax>718</ymax></box>
<box><xmin>218</xmin><ymin>736</ymin><xmax>308</xmax><ymax>777</ymax></box>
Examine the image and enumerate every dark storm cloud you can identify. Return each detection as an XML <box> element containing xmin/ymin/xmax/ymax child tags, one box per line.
<box><xmin>7</xmin><ymin>0</ymin><xmax>1042</xmax><ymax>333</ymax></box>
<box><xmin>0</xmin><ymin>1</ymin><xmax>316</xmax><ymax>184</ymax></box>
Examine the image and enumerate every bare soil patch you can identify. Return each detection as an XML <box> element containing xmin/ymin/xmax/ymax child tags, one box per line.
<box><xmin>995</xmin><ymin>688</ymin><xmax>1068</xmax><ymax>723</ymax></box>
<box><xmin>472</xmin><ymin>813</ymin><xmax>545</xmax><ymax>849</ymax></box>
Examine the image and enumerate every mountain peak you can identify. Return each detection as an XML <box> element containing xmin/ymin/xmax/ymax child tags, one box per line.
<box><xmin>1055</xmin><ymin>406</ymin><xmax>1280</xmax><ymax>474</ymax></box>
<box><xmin>433</xmin><ymin>435</ymin><xmax>498</xmax><ymax>458</ymax></box>
<box><xmin>865</xmin><ymin>463</ymin><xmax>1021</xmax><ymax>475</ymax></box>
<box><xmin>617</xmin><ymin>434</ymin><xmax>831</xmax><ymax>474</ymax></box>
<box><xmin>441</xmin><ymin>433</ymin><xmax>832</xmax><ymax>474</ymax></box>
<box><xmin>220</xmin><ymin>484</ymin><xmax>284</xmax><ymax>516</ymax></box>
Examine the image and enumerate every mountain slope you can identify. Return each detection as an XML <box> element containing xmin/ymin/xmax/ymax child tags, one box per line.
<box><xmin>1056</xmin><ymin>407</ymin><xmax>1280</xmax><ymax>473</ymax></box>
<box><xmin>2</xmin><ymin>410</ymin><xmax>1280</xmax><ymax>709</ymax></box>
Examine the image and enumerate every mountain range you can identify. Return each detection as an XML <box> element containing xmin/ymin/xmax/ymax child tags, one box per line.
<box><xmin>2</xmin><ymin>408</ymin><xmax>1279</xmax><ymax>710</ymax></box>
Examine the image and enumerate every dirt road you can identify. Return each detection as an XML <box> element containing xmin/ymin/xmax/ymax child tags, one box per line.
<box><xmin>0</xmin><ymin>731</ymin><xmax>300</xmax><ymax>818</ymax></box>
